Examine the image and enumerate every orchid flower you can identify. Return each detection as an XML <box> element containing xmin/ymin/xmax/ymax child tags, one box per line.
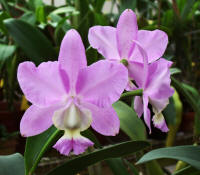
<box><xmin>131</xmin><ymin>58</ymin><xmax>174</xmax><ymax>133</ymax></box>
<box><xmin>88</xmin><ymin>9</ymin><xmax>174</xmax><ymax>132</ymax></box>
<box><xmin>18</xmin><ymin>29</ymin><xmax>128</xmax><ymax>155</ymax></box>
<box><xmin>88</xmin><ymin>9</ymin><xmax>168</xmax><ymax>90</ymax></box>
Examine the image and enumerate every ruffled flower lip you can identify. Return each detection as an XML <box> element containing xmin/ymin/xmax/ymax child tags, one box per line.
<box><xmin>53</xmin><ymin>134</ymin><xmax>94</xmax><ymax>156</ymax></box>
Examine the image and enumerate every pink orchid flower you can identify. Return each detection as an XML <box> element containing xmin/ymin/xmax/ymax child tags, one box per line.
<box><xmin>18</xmin><ymin>29</ymin><xmax>128</xmax><ymax>155</ymax></box>
<box><xmin>88</xmin><ymin>9</ymin><xmax>168</xmax><ymax>90</ymax></box>
<box><xmin>88</xmin><ymin>9</ymin><xmax>174</xmax><ymax>132</ymax></box>
<box><xmin>130</xmin><ymin>57</ymin><xmax>174</xmax><ymax>133</ymax></box>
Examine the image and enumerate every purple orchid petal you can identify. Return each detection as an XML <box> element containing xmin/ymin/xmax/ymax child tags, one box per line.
<box><xmin>130</xmin><ymin>30</ymin><xmax>168</xmax><ymax>63</ymax></box>
<box><xmin>150</xmin><ymin>98</ymin><xmax>169</xmax><ymax>114</ymax></box>
<box><xmin>53</xmin><ymin>136</ymin><xmax>72</xmax><ymax>156</ymax></box>
<box><xmin>129</xmin><ymin>40</ymin><xmax>149</xmax><ymax>89</ymax></box>
<box><xmin>58</xmin><ymin>29</ymin><xmax>87</xmax><ymax>91</ymax></box>
<box><xmin>116</xmin><ymin>9</ymin><xmax>138</xmax><ymax>59</ymax></box>
<box><xmin>88</xmin><ymin>26</ymin><xmax>120</xmax><ymax>60</ymax></box>
<box><xmin>134</xmin><ymin>96</ymin><xmax>143</xmax><ymax>117</ymax></box>
<box><xmin>76</xmin><ymin>60</ymin><xmax>128</xmax><ymax>108</ymax></box>
<box><xmin>53</xmin><ymin>131</ymin><xmax>94</xmax><ymax>156</ymax></box>
<box><xmin>83</xmin><ymin>102</ymin><xmax>120</xmax><ymax>136</ymax></box>
<box><xmin>143</xmin><ymin>95</ymin><xmax>151</xmax><ymax>133</ymax></box>
<box><xmin>17</xmin><ymin>61</ymin><xmax>67</xmax><ymax>107</ymax></box>
<box><xmin>73</xmin><ymin>136</ymin><xmax>94</xmax><ymax>155</ymax></box>
<box><xmin>145</xmin><ymin>58</ymin><xmax>174</xmax><ymax>99</ymax></box>
<box><xmin>20</xmin><ymin>104</ymin><xmax>62</xmax><ymax>137</ymax></box>
<box><xmin>127</xmin><ymin>61</ymin><xmax>144</xmax><ymax>88</ymax></box>
<box><xmin>152</xmin><ymin>111</ymin><xmax>169</xmax><ymax>132</ymax></box>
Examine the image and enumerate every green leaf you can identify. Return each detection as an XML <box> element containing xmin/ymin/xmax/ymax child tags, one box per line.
<box><xmin>171</xmin><ymin>77</ymin><xmax>199</xmax><ymax>114</ymax></box>
<box><xmin>28</xmin><ymin>0</ymin><xmax>43</xmax><ymax>10</ymax></box>
<box><xmin>46</xmin><ymin>140</ymin><xmax>150</xmax><ymax>175</ymax></box>
<box><xmin>113</xmin><ymin>101</ymin><xmax>146</xmax><ymax>140</ymax></box>
<box><xmin>50</xmin><ymin>6</ymin><xmax>79</xmax><ymax>15</ymax></box>
<box><xmin>137</xmin><ymin>145</ymin><xmax>200</xmax><ymax>170</ymax></box>
<box><xmin>0</xmin><ymin>11</ymin><xmax>10</xmax><ymax>34</ymax></box>
<box><xmin>0</xmin><ymin>153</ymin><xmax>25</xmax><ymax>175</ymax></box>
<box><xmin>24</xmin><ymin>126</ymin><xmax>61</xmax><ymax>175</ymax></box>
<box><xmin>0</xmin><ymin>44</ymin><xmax>16</xmax><ymax>61</ymax></box>
<box><xmin>4</xmin><ymin>18</ymin><xmax>56</xmax><ymax>64</ymax></box>
<box><xmin>181</xmin><ymin>0</ymin><xmax>196</xmax><ymax>20</ymax></box>
<box><xmin>20</xmin><ymin>11</ymin><xmax>36</xmax><ymax>25</ymax></box>
<box><xmin>106</xmin><ymin>158</ymin><xmax>130</xmax><ymax>175</ymax></box>
<box><xmin>170</xmin><ymin>68</ymin><xmax>181</xmax><ymax>75</ymax></box>
<box><xmin>172</xmin><ymin>77</ymin><xmax>200</xmax><ymax>136</ymax></box>
<box><xmin>36</xmin><ymin>6</ymin><xmax>46</xmax><ymax>23</ymax></box>
<box><xmin>0</xmin><ymin>0</ymin><xmax>10</xmax><ymax>14</ymax></box>
<box><xmin>119</xmin><ymin>0</ymin><xmax>137</xmax><ymax>12</ymax></box>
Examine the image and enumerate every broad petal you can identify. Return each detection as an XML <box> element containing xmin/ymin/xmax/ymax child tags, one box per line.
<box><xmin>143</xmin><ymin>95</ymin><xmax>151</xmax><ymax>133</ymax></box>
<box><xmin>88</xmin><ymin>26</ymin><xmax>120</xmax><ymax>60</ymax></box>
<box><xmin>145</xmin><ymin>58</ymin><xmax>174</xmax><ymax>99</ymax></box>
<box><xmin>134</xmin><ymin>96</ymin><xmax>143</xmax><ymax>117</ymax></box>
<box><xmin>20</xmin><ymin>104</ymin><xmax>61</xmax><ymax>137</ymax></box>
<box><xmin>150</xmin><ymin>98</ymin><xmax>169</xmax><ymax>114</ymax></box>
<box><xmin>152</xmin><ymin>112</ymin><xmax>169</xmax><ymax>132</ymax></box>
<box><xmin>17</xmin><ymin>61</ymin><xmax>67</xmax><ymax>107</ymax></box>
<box><xmin>117</xmin><ymin>9</ymin><xmax>138</xmax><ymax>59</ymax></box>
<box><xmin>83</xmin><ymin>102</ymin><xmax>120</xmax><ymax>136</ymax></box>
<box><xmin>128</xmin><ymin>61</ymin><xmax>144</xmax><ymax>88</ymax></box>
<box><xmin>76</xmin><ymin>60</ymin><xmax>128</xmax><ymax>107</ymax></box>
<box><xmin>130</xmin><ymin>30</ymin><xmax>168</xmax><ymax>63</ymax></box>
<box><xmin>58</xmin><ymin>29</ymin><xmax>87</xmax><ymax>90</ymax></box>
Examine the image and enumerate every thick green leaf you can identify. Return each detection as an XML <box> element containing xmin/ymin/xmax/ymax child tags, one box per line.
<box><xmin>137</xmin><ymin>145</ymin><xmax>200</xmax><ymax>170</ymax></box>
<box><xmin>113</xmin><ymin>101</ymin><xmax>146</xmax><ymax>140</ymax></box>
<box><xmin>4</xmin><ymin>18</ymin><xmax>56</xmax><ymax>64</ymax></box>
<box><xmin>0</xmin><ymin>153</ymin><xmax>25</xmax><ymax>175</ymax></box>
<box><xmin>0</xmin><ymin>44</ymin><xmax>16</xmax><ymax>61</ymax></box>
<box><xmin>24</xmin><ymin>126</ymin><xmax>61</xmax><ymax>175</ymax></box>
<box><xmin>46</xmin><ymin>140</ymin><xmax>150</xmax><ymax>175</ymax></box>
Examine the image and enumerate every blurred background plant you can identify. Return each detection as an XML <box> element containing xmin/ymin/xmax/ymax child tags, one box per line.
<box><xmin>0</xmin><ymin>0</ymin><xmax>200</xmax><ymax>175</ymax></box>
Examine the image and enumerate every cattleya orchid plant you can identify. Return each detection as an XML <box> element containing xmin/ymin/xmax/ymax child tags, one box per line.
<box><xmin>18</xmin><ymin>9</ymin><xmax>173</xmax><ymax>156</ymax></box>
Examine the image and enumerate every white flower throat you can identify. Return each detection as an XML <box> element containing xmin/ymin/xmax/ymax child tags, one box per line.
<box><xmin>63</xmin><ymin>104</ymin><xmax>81</xmax><ymax>129</ymax></box>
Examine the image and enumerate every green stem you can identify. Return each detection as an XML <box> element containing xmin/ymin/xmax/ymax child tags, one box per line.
<box><xmin>166</xmin><ymin>89</ymin><xmax>183</xmax><ymax>147</ymax></box>
<box><xmin>120</xmin><ymin>89</ymin><xmax>143</xmax><ymax>99</ymax></box>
